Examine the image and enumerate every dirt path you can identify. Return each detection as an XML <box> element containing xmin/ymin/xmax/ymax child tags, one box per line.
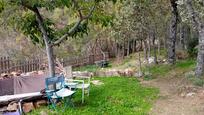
<box><xmin>141</xmin><ymin>72</ymin><xmax>204</xmax><ymax>115</ymax></box>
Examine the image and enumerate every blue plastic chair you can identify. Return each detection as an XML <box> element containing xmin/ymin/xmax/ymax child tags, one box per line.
<box><xmin>45</xmin><ymin>75</ymin><xmax>75</xmax><ymax>110</ymax></box>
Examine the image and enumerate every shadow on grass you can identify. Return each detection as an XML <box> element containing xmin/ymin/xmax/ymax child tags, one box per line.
<box><xmin>30</xmin><ymin>77</ymin><xmax>159</xmax><ymax>115</ymax></box>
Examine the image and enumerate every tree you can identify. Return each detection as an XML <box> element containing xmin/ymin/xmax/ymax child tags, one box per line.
<box><xmin>167</xmin><ymin>0</ymin><xmax>179</xmax><ymax>64</ymax></box>
<box><xmin>0</xmin><ymin>0</ymin><xmax>115</xmax><ymax>77</ymax></box>
<box><xmin>184</xmin><ymin>0</ymin><xmax>204</xmax><ymax>76</ymax></box>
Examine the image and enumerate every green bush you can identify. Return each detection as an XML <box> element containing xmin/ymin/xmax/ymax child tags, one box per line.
<box><xmin>187</xmin><ymin>37</ymin><xmax>198</xmax><ymax>57</ymax></box>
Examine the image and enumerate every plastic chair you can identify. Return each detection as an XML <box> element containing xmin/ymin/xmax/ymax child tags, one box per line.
<box><xmin>63</xmin><ymin>66</ymin><xmax>90</xmax><ymax>103</ymax></box>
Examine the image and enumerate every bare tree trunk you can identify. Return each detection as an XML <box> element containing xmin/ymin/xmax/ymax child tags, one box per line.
<box><xmin>34</xmin><ymin>7</ymin><xmax>55</xmax><ymax>77</ymax></box>
<box><xmin>138</xmin><ymin>52</ymin><xmax>143</xmax><ymax>77</ymax></box>
<box><xmin>185</xmin><ymin>0</ymin><xmax>204</xmax><ymax>76</ymax></box>
<box><xmin>127</xmin><ymin>38</ymin><xmax>130</xmax><ymax>56</ymax></box>
<box><xmin>167</xmin><ymin>0</ymin><xmax>178</xmax><ymax>64</ymax></box>
<box><xmin>158</xmin><ymin>39</ymin><xmax>161</xmax><ymax>57</ymax></box>
<box><xmin>132</xmin><ymin>39</ymin><xmax>135</xmax><ymax>53</ymax></box>
<box><xmin>147</xmin><ymin>35</ymin><xmax>151</xmax><ymax>62</ymax></box>
<box><xmin>123</xmin><ymin>38</ymin><xmax>125</xmax><ymax>57</ymax></box>
<box><xmin>153</xmin><ymin>31</ymin><xmax>158</xmax><ymax>64</ymax></box>
<box><xmin>143</xmin><ymin>40</ymin><xmax>148</xmax><ymax>61</ymax></box>
<box><xmin>180</xmin><ymin>24</ymin><xmax>185</xmax><ymax>50</ymax></box>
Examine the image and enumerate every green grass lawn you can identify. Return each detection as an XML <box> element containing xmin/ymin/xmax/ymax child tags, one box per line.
<box><xmin>145</xmin><ymin>59</ymin><xmax>196</xmax><ymax>78</ymax></box>
<box><xmin>30</xmin><ymin>77</ymin><xmax>158</xmax><ymax>115</ymax></box>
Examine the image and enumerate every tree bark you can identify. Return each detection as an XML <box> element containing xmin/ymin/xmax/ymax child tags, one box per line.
<box><xmin>132</xmin><ymin>39</ymin><xmax>135</xmax><ymax>53</ymax></box>
<box><xmin>158</xmin><ymin>38</ymin><xmax>161</xmax><ymax>57</ymax></box>
<box><xmin>179</xmin><ymin>24</ymin><xmax>185</xmax><ymax>50</ymax></box>
<box><xmin>34</xmin><ymin>7</ymin><xmax>55</xmax><ymax>77</ymax></box>
<box><xmin>143</xmin><ymin>40</ymin><xmax>148</xmax><ymax>61</ymax></box>
<box><xmin>185</xmin><ymin>0</ymin><xmax>204</xmax><ymax>76</ymax></box>
<box><xmin>123</xmin><ymin>38</ymin><xmax>125</xmax><ymax>58</ymax></box>
<box><xmin>147</xmin><ymin>35</ymin><xmax>151</xmax><ymax>62</ymax></box>
<box><xmin>153</xmin><ymin>31</ymin><xmax>158</xmax><ymax>64</ymax></box>
<box><xmin>167</xmin><ymin>0</ymin><xmax>178</xmax><ymax>64</ymax></box>
<box><xmin>127</xmin><ymin>38</ymin><xmax>130</xmax><ymax>56</ymax></box>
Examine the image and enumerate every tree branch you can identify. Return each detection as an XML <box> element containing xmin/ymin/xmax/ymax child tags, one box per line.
<box><xmin>52</xmin><ymin>4</ymin><xmax>96</xmax><ymax>46</ymax></box>
<box><xmin>73</xmin><ymin>0</ymin><xmax>83</xmax><ymax>19</ymax></box>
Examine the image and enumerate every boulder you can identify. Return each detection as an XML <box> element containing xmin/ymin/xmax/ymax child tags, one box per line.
<box><xmin>95</xmin><ymin>71</ymin><xmax>106</xmax><ymax>77</ymax></box>
<box><xmin>148</xmin><ymin>57</ymin><xmax>155</xmax><ymax>64</ymax></box>
<box><xmin>7</xmin><ymin>102</ymin><xmax>18</xmax><ymax>111</ymax></box>
<box><xmin>91</xmin><ymin>80</ymin><xmax>104</xmax><ymax>85</ymax></box>
<box><xmin>124</xmin><ymin>69</ymin><xmax>134</xmax><ymax>77</ymax></box>
<box><xmin>34</xmin><ymin>100</ymin><xmax>47</xmax><ymax>108</ymax></box>
<box><xmin>186</xmin><ymin>92</ymin><xmax>196</xmax><ymax>97</ymax></box>
<box><xmin>73</xmin><ymin>71</ymin><xmax>93</xmax><ymax>77</ymax></box>
<box><xmin>23</xmin><ymin>102</ymin><xmax>34</xmax><ymax>113</ymax></box>
<box><xmin>105</xmin><ymin>69</ymin><xmax>120</xmax><ymax>76</ymax></box>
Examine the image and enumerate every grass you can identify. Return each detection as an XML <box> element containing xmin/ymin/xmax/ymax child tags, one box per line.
<box><xmin>30</xmin><ymin>77</ymin><xmax>159</xmax><ymax>115</ymax></box>
<box><xmin>144</xmin><ymin>59</ymin><xmax>196</xmax><ymax>79</ymax></box>
<box><xmin>175</xmin><ymin>59</ymin><xmax>196</xmax><ymax>69</ymax></box>
<box><xmin>145</xmin><ymin>58</ymin><xmax>204</xmax><ymax>87</ymax></box>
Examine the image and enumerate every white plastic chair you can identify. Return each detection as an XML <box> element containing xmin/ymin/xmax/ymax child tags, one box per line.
<box><xmin>63</xmin><ymin>66</ymin><xmax>90</xmax><ymax>103</ymax></box>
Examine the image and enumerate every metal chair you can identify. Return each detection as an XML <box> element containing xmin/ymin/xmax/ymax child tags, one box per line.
<box><xmin>63</xmin><ymin>66</ymin><xmax>90</xmax><ymax>103</ymax></box>
<box><xmin>45</xmin><ymin>75</ymin><xmax>75</xmax><ymax>110</ymax></box>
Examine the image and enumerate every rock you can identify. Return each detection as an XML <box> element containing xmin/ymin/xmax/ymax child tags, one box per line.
<box><xmin>7</xmin><ymin>102</ymin><xmax>18</xmax><ymax>111</ymax></box>
<box><xmin>73</xmin><ymin>71</ymin><xmax>93</xmax><ymax>77</ymax></box>
<box><xmin>96</xmin><ymin>68</ymin><xmax>136</xmax><ymax>77</ymax></box>
<box><xmin>95</xmin><ymin>71</ymin><xmax>106</xmax><ymax>77</ymax></box>
<box><xmin>23</xmin><ymin>102</ymin><xmax>34</xmax><ymax>113</ymax></box>
<box><xmin>40</xmin><ymin>110</ymin><xmax>48</xmax><ymax>115</ymax></box>
<box><xmin>38</xmin><ymin>70</ymin><xmax>44</xmax><ymax>75</ymax></box>
<box><xmin>106</xmin><ymin>69</ymin><xmax>120</xmax><ymax>76</ymax></box>
<box><xmin>91</xmin><ymin>80</ymin><xmax>104</xmax><ymax>85</ymax></box>
<box><xmin>148</xmin><ymin>57</ymin><xmax>155</xmax><ymax>64</ymax></box>
<box><xmin>34</xmin><ymin>100</ymin><xmax>47</xmax><ymax>108</ymax></box>
<box><xmin>134</xmin><ymin>71</ymin><xmax>143</xmax><ymax>77</ymax></box>
<box><xmin>186</xmin><ymin>92</ymin><xmax>196</xmax><ymax>97</ymax></box>
<box><xmin>180</xmin><ymin>92</ymin><xmax>186</xmax><ymax>97</ymax></box>
<box><xmin>1</xmin><ymin>73</ymin><xmax>10</xmax><ymax>79</ymax></box>
<box><xmin>124</xmin><ymin>69</ymin><xmax>134</xmax><ymax>77</ymax></box>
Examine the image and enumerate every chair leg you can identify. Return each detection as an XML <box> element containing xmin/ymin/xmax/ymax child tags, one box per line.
<box><xmin>18</xmin><ymin>99</ymin><xmax>24</xmax><ymax>115</ymax></box>
<box><xmin>48</xmin><ymin>98</ymin><xmax>57</xmax><ymax>110</ymax></box>
<box><xmin>82</xmin><ymin>87</ymin><xmax>84</xmax><ymax>103</ymax></box>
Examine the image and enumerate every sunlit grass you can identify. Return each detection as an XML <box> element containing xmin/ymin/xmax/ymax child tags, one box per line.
<box><xmin>29</xmin><ymin>77</ymin><xmax>158</xmax><ymax>115</ymax></box>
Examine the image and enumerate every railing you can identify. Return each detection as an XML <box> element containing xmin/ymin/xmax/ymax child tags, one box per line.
<box><xmin>0</xmin><ymin>52</ymin><xmax>109</xmax><ymax>74</ymax></box>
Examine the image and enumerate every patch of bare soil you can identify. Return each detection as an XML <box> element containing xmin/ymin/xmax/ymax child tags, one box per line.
<box><xmin>140</xmin><ymin>71</ymin><xmax>204</xmax><ymax>115</ymax></box>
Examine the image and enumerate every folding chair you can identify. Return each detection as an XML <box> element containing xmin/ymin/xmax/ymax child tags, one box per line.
<box><xmin>45</xmin><ymin>75</ymin><xmax>75</xmax><ymax>110</ymax></box>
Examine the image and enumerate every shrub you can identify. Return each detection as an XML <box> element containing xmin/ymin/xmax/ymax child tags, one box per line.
<box><xmin>187</xmin><ymin>37</ymin><xmax>198</xmax><ymax>57</ymax></box>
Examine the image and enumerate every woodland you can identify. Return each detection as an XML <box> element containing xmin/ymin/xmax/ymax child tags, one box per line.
<box><xmin>1</xmin><ymin>0</ymin><xmax>204</xmax><ymax>115</ymax></box>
